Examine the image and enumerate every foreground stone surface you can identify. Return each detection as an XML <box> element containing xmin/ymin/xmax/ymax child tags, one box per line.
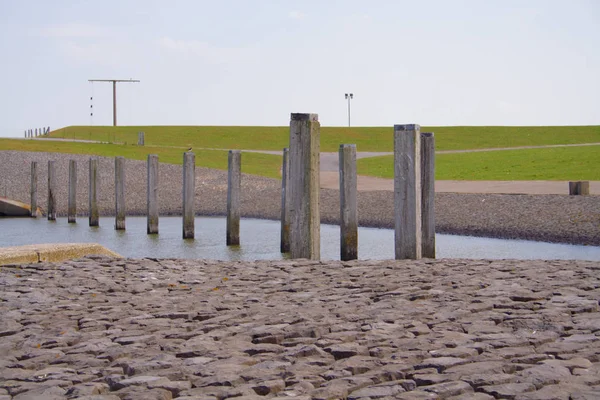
<box><xmin>1</xmin><ymin>257</ymin><xmax>600</xmax><ymax>399</ymax></box>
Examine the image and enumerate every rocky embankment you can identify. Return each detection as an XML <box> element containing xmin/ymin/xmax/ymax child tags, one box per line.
<box><xmin>1</xmin><ymin>151</ymin><xmax>599</xmax><ymax>245</ymax></box>
<box><xmin>1</xmin><ymin>257</ymin><xmax>600</xmax><ymax>399</ymax></box>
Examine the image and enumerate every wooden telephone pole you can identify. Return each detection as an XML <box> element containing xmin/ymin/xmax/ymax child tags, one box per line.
<box><xmin>88</xmin><ymin>79</ymin><xmax>140</xmax><ymax>126</ymax></box>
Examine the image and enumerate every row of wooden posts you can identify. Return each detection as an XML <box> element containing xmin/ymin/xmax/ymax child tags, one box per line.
<box><xmin>25</xmin><ymin>127</ymin><xmax>50</xmax><ymax>138</ymax></box>
<box><xmin>28</xmin><ymin>114</ymin><xmax>435</xmax><ymax>261</ymax></box>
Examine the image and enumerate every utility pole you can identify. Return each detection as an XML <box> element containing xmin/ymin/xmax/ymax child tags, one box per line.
<box><xmin>344</xmin><ymin>93</ymin><xmax>353</xmax><ymax>127</ymax></box>
<box><xmin>88</xmin><ymin>79</ymin><xmax>140</xmax><ymax>126</ymax></box>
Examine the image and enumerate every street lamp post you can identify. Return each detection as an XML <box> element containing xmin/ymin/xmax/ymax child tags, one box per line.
<box><xmin>344</xmin><ymin>93</ymin><xmax>353</xmax><ymax>127</ymax></box>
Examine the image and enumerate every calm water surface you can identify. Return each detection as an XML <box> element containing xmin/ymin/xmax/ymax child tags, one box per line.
<box><xmin>2</xmin><ymin>216</ymin><xmax>599</xmax><ymax>261</ymax></box>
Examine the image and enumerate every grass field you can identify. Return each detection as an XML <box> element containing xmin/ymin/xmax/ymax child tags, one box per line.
<box><xmin>357</xmin><ymin>145</ymin><xmax>600</xmax><ymax>181</ymax></box>
<box><xmin>50</xmin><ymin>125</ymin><xmax>600</xmax><ymax>152</ymax></box>
<box><xmin>0</xmin><ymin>139</ymin><xmax>283</xmax><ymax>179</ymax></box>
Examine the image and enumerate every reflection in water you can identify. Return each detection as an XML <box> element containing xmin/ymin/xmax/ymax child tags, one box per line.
<box><xmin>1</xmin><ymin>216</ymin><xmax>599</xmax><ymax>261</ymax></box>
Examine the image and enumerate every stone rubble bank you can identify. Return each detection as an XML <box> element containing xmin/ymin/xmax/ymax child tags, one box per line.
<box><xmin>1</xmin><ymin>256</ymin><xmax>600</xmax><ymax>399</ymax></box>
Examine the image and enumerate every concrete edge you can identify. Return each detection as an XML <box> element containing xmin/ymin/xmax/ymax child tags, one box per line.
<box><xmin>0</xmin><ymin>243</ymin><xmax>123</xmax><ymax>266</ymax></box>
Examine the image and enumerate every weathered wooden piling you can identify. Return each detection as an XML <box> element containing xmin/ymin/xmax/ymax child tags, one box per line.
<box><xmin>147</xmin><ymin>154</ymin><xmax>159</xmax><ymax>234</ymax></box>
<box><xmin>88</xmin><ymin>158</ymin><xmax>99</xmax><ymax>227</ymax></box>
<box><xmin>47</xmin><ymin>161</ymin><xmax>56</xmax><ymax>221</ymax></box>
<box><xmin>289</xmin><ymin>113</ymin><xmax>320</xmax><ymax>260</ymax></box>
<box><xmin>68</xmin><ymin>160</ymin><xmax>77</xmax><ymax>223</ymax></box>
<box><xmin>30</xmin><ymin>162</ymin><xmax>37</xmax><ymax>217</ymax></box>
<box><xmin>138</xmin><ymin>132</ymin><xmax>145</xmax><ymax>146</ymax></box>
<box><xmin>280</xmin><ymin>148</ymin><xmax>291</xmax><ymax>253</ymax></box>
<box><xmin>394</xmin><ymin>124</ymin><xmax>422</xmax><ymax>260</ymax></box>
<box><xmin>339</xmin><ymin>144</ymin><xmax>358</xmax><ymax>261</ymax></box>
<box><xmin>227</xmin><ymin>150</ymin><xmax>241</xmax><ymax>245</ymax></box>
<box><xmin>182</xmin><ymin>152</ymin><xmax>195</xmax><ymax>239</ymax></box>
<box><xmin>421</xmin><ymin>132</ymin><xmax>435</xmax><ymax>258</ymax></box>
<box><xmin>569</xmin><ymin>181</ymin><xmax>590</xmax><ymax>195</ymax></box>
<box><xmin>115</xmin><ymin>157</ymin><xmax>126</xmax><ymax>230</ymax></box>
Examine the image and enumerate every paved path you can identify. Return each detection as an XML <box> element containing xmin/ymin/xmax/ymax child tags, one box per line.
<box><xmin>1</xmin><ymin>257</ymin><xmax>600</xmax><ymax>399</ymax></box>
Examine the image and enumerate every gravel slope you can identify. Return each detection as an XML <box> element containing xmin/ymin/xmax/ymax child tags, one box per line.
<box><xmin>1</xmin><ymin>151</ymin><xmax>598</xmax><ymax>246</ymax></box>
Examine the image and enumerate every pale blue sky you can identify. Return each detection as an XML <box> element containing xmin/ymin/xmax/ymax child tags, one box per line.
<box><xmin>1</xmin><ymin>0</ymin><xmax>599</xmax><ymax>137</ymax></box>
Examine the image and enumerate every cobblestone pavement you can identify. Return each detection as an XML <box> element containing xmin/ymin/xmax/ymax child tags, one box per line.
<box><xmin>2</xmin><ymin>257</ymin><xmax>600</xmax><ymax>399</ymax></box>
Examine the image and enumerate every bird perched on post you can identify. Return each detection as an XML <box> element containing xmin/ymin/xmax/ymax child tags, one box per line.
<box><xmin>187</xmin><ymin>147</ymin><xmax>192</xmax><ymax>152</ymax></box>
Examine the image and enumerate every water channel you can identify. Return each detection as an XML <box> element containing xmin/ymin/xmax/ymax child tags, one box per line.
<box><xmin>1</xmin><ymin>216</ymin><xmax>599</xmax><ymax>261</ymax></box>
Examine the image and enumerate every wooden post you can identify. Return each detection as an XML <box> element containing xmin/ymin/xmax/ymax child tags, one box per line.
<box><xmin>421</xmin><ymin>132</ymin><xmax>435</xmax><ymax>258</ymax></box>
<box><xmin>68</xmin><ymin>160</ymin><xmax>77</xmax><ymax>223</ymax></box>
<box><xmin>30</xmin><ymin>161</ymin><xmax>37</xmax><ymax>217</ymax></box>
<box><xmin>227</xmin><ymin>150</ymin><xmax>241</xmax><ymax>245</ymax></box>
<box><xmin>569</xmin><ymin>181</ymin><xmax>590</xmax><ymax>195</ymax></box>
<box><xmin>138</xmin><ymin>132</ymin><xmax>145</xmax><ymax>146</ymax></box>
<box><xmin>394</xmin><ymin>124</ymin><xmax>422</xmax><ymax>260</ymax></box>
<box><xmin>339</xmin><ymin>144</ymin><xmax>358</xmax><ymax>261</ymax></box>
<box><xmin>289</xmin><ymin>113</ymin><xmax>320</xmax><ymax>260</ymax></box>
<box><xmin>47</xmin><ymin>161</ymin><xmax>56</xmax><ymax>221</ymax></box>
<box><xmin>147</xmin><ymin>154</ymin><xmax>159</xmax><ymax>234</ymax></box>
<box><xmin>183</xmin><ymin>152</ymin><xmax>195</xmax><ymax>239</ymax></box>
<box><xmin>115</xmin><ymin>156</ymin><xmax>126</xmax><ymax>230</ymax></box>
<box><xmin>280</xmin><ymin>148</ymin><xmax>291</xmax><ymax>253</ymax></box>
<box><xmin>89</xmin><ymin>158</ymin><xmax>99</xmax><ymax>227</ymax></box>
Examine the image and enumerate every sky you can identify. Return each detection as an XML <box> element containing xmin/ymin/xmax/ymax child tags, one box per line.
<box><xmin>0</xmin><ymin>0</ymin><xmax>599</xmax><ymax>137</ymax></box>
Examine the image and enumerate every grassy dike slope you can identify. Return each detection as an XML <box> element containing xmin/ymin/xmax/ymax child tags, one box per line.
<box><xmin>0</xmin><ymin>139</ymin><xmax>283</xmax><ymax>179</ymax></box>
<box><xmin>51</xmin><ymin>125</ymin><xmax>600</xmax><ymax>152</ymax></box>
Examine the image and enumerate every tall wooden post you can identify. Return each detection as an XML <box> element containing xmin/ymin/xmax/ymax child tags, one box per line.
<box><xmin>47</xmin><ymin>161</ymin><xmax>56</xmax><ymax>221</ymax></box>
<box><xmin>227</xmin><ymin>150</ymin><xmax>241</xmax><ymax>245</ymax></box>
<box><xmin>394</xmin><ymin>124</ymin><xmax>422</xmax><ymax>260</ymax></box>
<box><xmin>30</xmin><ymin>161</ymin><xmax>37</xmax><ymax>217</ymax></box>
<box><xmin>339</xmin><ymin>144</ymin><xmax>358</xmax><ymax>261</ymax></box>
<box><xmin>89</xmin><ymin>158</ymin><xmax>99</xmax><ymax>227</ymax></box>
<box><xmin>68</xmin><ymin>160</ymin><xmax>77</xmax><ymax>223</ymax></box>
<box><xmin>421</xmin><ymin>132</ymin><xmax>435</xmax><ymax>258</ymax></box>
<box><xmin>138</xmin><ymin>132</ymin><xmax>145</xmax><ymax>146</ymax></box>
<box><xmin>280</xmin><ymin>148</ymin><xmax>291</xmax><ymax>253</ymax></box>
<box><xmin>289</xmin><ymin>113</ymin><xmax>320</xmax><ymax>260</ymax></box>
<box><xmin>183</xmin><ymin>152</ymin><xmax>195</xmax><ymax>239</ymax></box>
<box><xmin>147</xmin><ymin>154</ymin><xmax>159</xmax><ymax>234</ymax></box>
<box><xmin>115</xmin><ymin>156</ymin><xmax>126</xmax><ymax>230</ymax></box>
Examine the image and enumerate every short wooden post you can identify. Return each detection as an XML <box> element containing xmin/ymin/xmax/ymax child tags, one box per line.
<box><xmin>280</xmin><ymin>148</ymin><xmax>291</xmax><ymax>253</ymax></box>
<box><xmin>89</xmin><ymin>158</ymin><xmax>99</xmax><ymax>227</ymax></box>
<box><xmin>421</xmin><ymin>132</ymin><xmax>435</xmax><ymax>258</ymax></box>
<box><xmin>30</xmin><ymin>161</ymin><xmax>37</xmax><ymax>217</ymax></box>
<box><xmin>147</xmin><ymin>154</ymin><xmax>159</xmax><ymax>234</ymax></box>
<box><xmin>68</xmin><ymin>160</ymin><xmax>77</xmax><ymax>223</ymax></box>
<box><xmin>138</xmin><ymin>131</ymin><xmax>145</xmax><ymax>146</ymax></box>
<box><xmin>115</xmin><ymin>156</ymin><xmax>126</xmax><ymax>230</ymax></box>
<box><xmin>394</xmin><ymin>124</ymin><xmax>422</xmax><ymax>260</ymax></box>
<box><xmin>569</xmin><ymin>181</ymin><xmax>590</xmax><ymax>195</ymax></box>
<box><xmin>47</xmin><ymin>161</ymin><xmax>56</xmax><ymax>220</ymax></box>
<box><xmin>227</xmin><ymin>150</ymin><xmax>241</xmax><ymax>245</ymax></box>
<box><xmin>339</xmin><ymin>144</ymin><xmax>358</xmax><ymax>261</ymax></box>
<box><xmin>289</xmin><ymin>113</ymin><xmax>320</xmax><ymax>260</ymax></box>
<box><xmin>183</xmin><ymin>152</ymin><xmax>195</xmax><ymax>239</ymax></box>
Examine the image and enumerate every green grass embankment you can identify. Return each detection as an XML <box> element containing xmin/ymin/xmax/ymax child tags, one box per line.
<box><xmin>357</xmin><ymin>146</ymin><xmax>600</xmax><ymax>181</ymax></box>
<box><xmin>0</xmin><ymin>139</ymin><xmax>282</xmax><ymax>179</ymax></box>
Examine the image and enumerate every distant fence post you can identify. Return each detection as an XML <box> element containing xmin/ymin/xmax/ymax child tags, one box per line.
<box><xmin>227</xmin><ymin>150</ymin><xmax>241</xmax><ymax>245</ymax></box>
<box><xmin>421</xmin><ymin>132</ymin><xmax>435</xmax><ymax>258</ymax></box>
<box><xmin>147</xmin><ymin>154</ymin><xmax>159</xmax><ymax>234</ymax></box>
<box><xmin>24</xmin><ymin>130</ymin><xmax>26</xmax><ymax>138</ymax></box>
<box><xmin>138</xmin><ymin>132</ymin><xmax>145</xmax><ymax>146</ymax></box>
<box><xmin>339</xmin><ymin>144</ymin><xmax>358</xmax><ymax>261</ymax></box>
<box><xmin>289</xmin><ymin>113</ymin><xmax>320</xmax><ymax>260</ymax></box>
<box><xmin>394</xmin><ymin>124</ymin><xmax>422</xmax><ymax>260</ymax></box>
<box><xmin>68</xmin><ymin>160</ymin><xmax>77</xmax><ymax>223</ymax></box>
<box><xmin>183</xmin><ymin>152</ymin><xmax>195</xmax><ymax>239</ymax></box>
<box><xmin>89</xmin><ymin>158</ymin><xmax>99</xmax><ymax>227</ymax></box>
<box><xmin>280</xmin><ymin>147</ymin><xmax>291</xmax><ymax>253</ymax></box>
<box><xmin>30</xmin><ymin>161</ymin><xmax>37</xmax><ymax>217</ymax></box>
<box><xmin>569</xmin><ymin>181</ymin><xmax>590</xmax><ymax>196</ymax></box>
<box><xmin>47</xmin><ymin>161</ymin><xmax>56</xmax><ymax>221</ymax></box>
<box><xmin>115</xmin><ymin>156</ymin><xmax>126</xmax><ymax>230</ymax></box>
